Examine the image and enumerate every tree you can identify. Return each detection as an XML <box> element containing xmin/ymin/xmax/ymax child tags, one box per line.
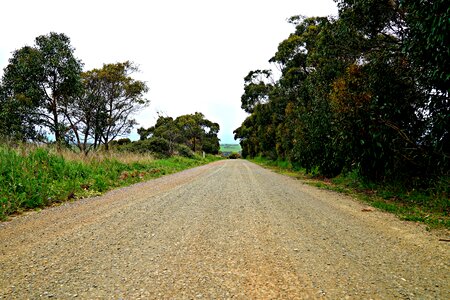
<box><xmin>332</xmin><ymin>0</ymin><xmax>448</xmax><ymax>178</ymax></box>
<box><xmin>401</xmin><ymin>0</ymin><xmax>450</xmax><ymax>173</ymax></box>
<box><xmin>201</xmin><ymin>119</ymin><xmax>220</xmax><ymax>155</ymax></box>
<box><xmin>241</xmin><ymin>70</ymin><xmax>273</xmax><ymax>113</ymax></box>
<box><xmin>73</xmin><ymin>62</ymin><xmax>149</xmax><ymax>151</ymax></box>
<box><xmin>64</xmin><ymin>70</ymin><xmax>105</xmax><ymax>154</ymax></box>
<box><xmin>1</xmin><ymin>32</ymin><xmax>83</xmax><ymax>145</ymax></box>
<box><xmin>62</xmin><ymin>62</ymin><xmax>149</xmax><ymax>153</ymax></box>
<box><xmin>139</xmin><ymin>112</ymin><xmax>221</xmax><ymax>154</ymax></box>
<box><xmin>235</xmin><ymin>1</ymin><xmax>449</xmax><ymax>181</ymax></box>
<box><xmin>97</xmin><ymin>62</ymin><xmax>149</xmax><ymax>150</ymax></box>
<box><xmin>0</xmin><ymin>79</ymin><xmax>44</xmax><ymax>141</ymax></box>
<box><xmin>175</xmin><ymin>112</ymin><xmax>220</xmax><ymax>153</ymax></box>
<box><xmin>138</xmin><ymin>115</ymin><xmax>180</xmax><ymax>155</ymax></box>
<box><xmin>401</xmin><ymin>0</ymin><xmax>449</xmax><ymax>91</ymax></box>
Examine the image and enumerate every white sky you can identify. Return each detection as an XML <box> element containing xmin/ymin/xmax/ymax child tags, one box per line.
<box><xmin>0</xmin><ymin>0</ymin><xmax>337</xmax><ymax>143</ymax></box>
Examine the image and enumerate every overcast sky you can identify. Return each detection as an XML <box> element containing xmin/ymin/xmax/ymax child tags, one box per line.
<box><xmin>0</xmin><ymin>0</ymin><xmax>337</xmax><ymax>143</ymax></box>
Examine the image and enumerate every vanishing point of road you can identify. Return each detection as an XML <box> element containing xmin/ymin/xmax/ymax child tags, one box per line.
<box><xmin>0</xmin><ymin>160</ymin><xmax>448</xmax><ymax>299</ymax></box>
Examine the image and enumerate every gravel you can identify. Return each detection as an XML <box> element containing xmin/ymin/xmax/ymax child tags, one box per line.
<box><xmin>0</xmin><ymin>159</ymin><xmax>448</xmax><ymax>299</ymax></box>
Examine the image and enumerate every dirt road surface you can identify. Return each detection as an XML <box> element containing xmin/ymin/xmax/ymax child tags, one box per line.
<box><xmin>0</xmin><ymin>160</ymin><xmax>448</xmax><ymax>299</ymax></box>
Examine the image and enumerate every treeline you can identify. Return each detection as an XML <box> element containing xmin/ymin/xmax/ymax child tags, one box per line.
<box><xmin>0</xmin><ymin>32</ymin><xmax>148</xmax><ymax>154</ymax></box>
<box><xmin>234</xmin><ymin>0</ymin><xmax>449</xmax><ymax>185</ymax></box>
<box><xmin>113</xmin><ymin>112</ymin><xmax>220</xmax><ymax>157</ymax></box>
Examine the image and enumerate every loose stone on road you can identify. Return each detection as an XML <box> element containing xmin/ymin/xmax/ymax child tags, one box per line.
<box><xmin>0</xmin><ymin>160</ymin><xmax>448</xmax><ymax>299</ymax></box>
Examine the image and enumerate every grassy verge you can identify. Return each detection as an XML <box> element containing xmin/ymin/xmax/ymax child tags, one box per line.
<box><xmin>0</xmin><ymin>145</ymin><xmax>221</xmax><ymax>220</ymax></box>
<box><xmin>250</xmin><ymin>157</ymin><xmax>449</xmax><ymax>230</ymax></box>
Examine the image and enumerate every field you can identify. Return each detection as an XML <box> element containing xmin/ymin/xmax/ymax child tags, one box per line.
<box><xmin>220</xmin><ymin>144</ymin><xmax>241</xmax><ymax>153</ymax></box>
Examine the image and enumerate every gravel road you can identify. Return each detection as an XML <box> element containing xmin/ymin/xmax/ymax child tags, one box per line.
<box><xmin>0</xmin><ymin>160</ymin><xmax>448</xmax><ymax>299</ymax></box>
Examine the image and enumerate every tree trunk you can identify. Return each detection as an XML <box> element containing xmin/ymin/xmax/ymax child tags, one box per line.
<box><xmin>53</xmin><ymin>103</ymin><xmax>61</xmax><ymax>148</ymax></box>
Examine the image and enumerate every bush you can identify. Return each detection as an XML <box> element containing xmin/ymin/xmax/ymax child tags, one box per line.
<box><xmin>176</xmin><ymin>144</ymin><xmax>195</xmax><ymax>158</ymax></box>
<box><xmin>228</xmin><ymin>152</ymin><xmax>241</xmax><ymax>159</ymax></box>
<box><xmin>119</xmin><ymin>137</ymin><xmax>170</xmax><ymax>157</ymax></box>
<box><xmin>116</xmin><ymin>138</ymin><xmax>131</xmax><ymax>145</ymax></box>
<box><xmin>202</xmin><ymin>140</ymin><xmax>220</xmax><ymax>154</ymax></box>
<box><xmin>146</xmin><ymin>137</ymin><xmax>170</xmax><ymax>156</ymax></box>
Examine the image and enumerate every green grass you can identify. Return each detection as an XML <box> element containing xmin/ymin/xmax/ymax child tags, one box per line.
<box><xmin>220</xmin><ymin>144</ymin><xmax>242</xmax><ymax>153</ymax></box>
<box><xmin>0</xmin><ymin>145</ymin><xmax>221</xmax><ymax>220</ymax></box>
<box><xmin>250</xmin><ymin>157</ymin><xmax>449</xmax><ymax>229</ymax></box>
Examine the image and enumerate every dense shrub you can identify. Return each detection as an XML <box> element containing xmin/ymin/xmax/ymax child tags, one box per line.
<box><xmin>176</xmin><ymin>144</ymin><xmax>195</xmax><ymax>158</ymax></box>
<box><xmin>119</xmin><ymin>137</ymin><xmax>171</xmax><ymax>157</ymax></box>
<box><xmin>116</xmin><ymin>138</ymin><xmax>131</xmax><ymax>145</ymax></box>
<box><xmin>228</xmin><ymin>152</ymin><xmax>241</xmax><ymax>159</ymax></box>
<box><xmin>146</xmin><ymin>137</ymin><xmax>171</xmax><ymax>156</ymax></box>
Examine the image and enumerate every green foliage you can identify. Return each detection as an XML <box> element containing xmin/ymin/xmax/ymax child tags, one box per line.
<box><xmin>117</xmin><ymin>136</ymin><xmax>200</xmax><ymax>159</ymax></box>
<box><xmin>116</xmin><ymin>138</ymin><xmax>131</xmax><ymax>145</ymax></box>
<box><xmin>1</xmin><ymin>32</ymin><xmax>83</xmax><ymax>144</ymax></box>
<box><xmin>400</xmin><ymin>0</ymin><xmax>450</xmax><ymax>176</ymax></box>
<box><xmin>176</xmin><ymin>144</ymin><xmax>195</xmax><ymax>158</ymax></box>
<box><xmin>0</xmin><ymin>145</ymin><xmax>221</xmax><ymax>220</ymax></box>
<box><xmin>117</xmin><ymin>137</ymin><xmax>170</xmax><ymax>157</ymax></box>
<box><xmin>401</xmin><ymin>0</ymin><xmax>450</xmax><ymax>92</ymax></box>
<box><xmin>89</xmin><ymin>62</ymin><xmax>149</xmax><ymax>150</ymax></box>
<box><xmin>139</xmin><ymin>112</ymin><xmax>220</xmax><ymax>155</ymax></box>
<box><xmin>0</xmin><ymin>34</ymin><xmax>149</xmax><ymax>154</ymax></box>
<box><xmin>235</xmin><ymin>1</ymin><xmax>449</xmax><ymax>186</ymax></box>
<box><xmin>145</xmin><ymin>137</ymin><xmax>171</xmax><ymax>157</ymax></box>
<box><xmin>228</xmin><ymin>152</ymin><xmax>241</xmax><ymax>159</ymax></box>
<box><xmin>0</xmin><ymin>49</ymin><xmax>45</xmax><ymax>141</ymax></box>
<box><xmin>241</xmin><ymin>70</ymin><xmax>273</xmax><ymax>113</ymax></box>
<box><xmin>138</xmin><ymin>115</ymin><xmax>179</xmax><ymax>154</ymax></box>
<box><xmin>67</xmin><ymin>61</ymin><xmax>149</xmax><ymax>153</ymax></box>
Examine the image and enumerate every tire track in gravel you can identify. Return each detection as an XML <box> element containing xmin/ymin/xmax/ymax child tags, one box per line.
<box><xmin>0</xmin><ymin>159</ymin><xmax>448</xmax><ymax>299</ymax></box>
